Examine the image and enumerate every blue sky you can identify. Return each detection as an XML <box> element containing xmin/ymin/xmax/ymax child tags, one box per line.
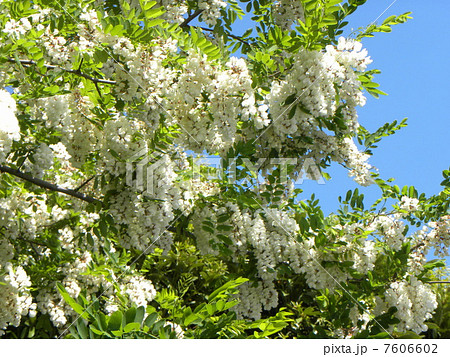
<box><xmin>312</xmin><ymin>0</ymin><xmax>450</xmax><ymax>214</ymax></box>
<box><xmin>321</xmin><ymin>0</ymin><xmax>450</xmax><ymax>263</ymax></box>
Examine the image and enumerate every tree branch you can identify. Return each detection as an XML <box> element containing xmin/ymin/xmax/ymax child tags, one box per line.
<box><xmin>0</xmin><ymin>164</ymin><xmax>101</xmax><ymax>204</ymax></box>
<box><xmin>411</xmin><ymin>242</ymin><xmax>425</xmax><ymax>253</ymax></box>
<box><xmin>199</xmin><ymin>27</ymin><xmax>251</xmax><ymax>47</ymax></box>
<box><xmin>426</xmin><ymin>281</ymin><xmax>450</xmax><ymax>284</ymax></box>
<box><xmin>180</xmin><ymin>9</ymin><xmax>204</xmax><ymax>28</ymax></box>
<box><xmin>74</xmin><ymin>175</ymin><xmax>96</xmax><ymax>192</ymax></box>
<box><xmin>5</xmin><ymin>58</ymin><xmax>116</xmax><ymax>85</ymax></box>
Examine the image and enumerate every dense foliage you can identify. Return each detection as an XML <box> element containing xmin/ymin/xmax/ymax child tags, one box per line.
<box><xmin>0</xmin><ymin>0</ymin><xmax>449</xmax><ymax>339</ymax></box>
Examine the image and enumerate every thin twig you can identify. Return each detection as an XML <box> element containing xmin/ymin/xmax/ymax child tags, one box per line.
<box><xmin>5</xmin><ymin>58</ymin><xmax>116</xmax><ymax>85</ymax></box>
<box><xmin>411</xmin><ymin>242</ymin><xmax>425</xmax><ymax>253</ymax></box>
<box><xmin>74</xmin><ymin>175</ymin><xmax>96</xmax><ymax>192</ymax></box>
<box><xmin>18</xmin><ymin>236</ymin><xmax>53</xmax><ymax>249</ymax></box>
<box><xmin>0</xmin><ymin>164</ymin><xmax>101</xmax><ymax>204</ymax></box>
<box><xmin>199</xmin><ymin>27</ymin><xmax>251</xmax><ymax>46</ymax></box>
<box><xmin>180</xmin><ymin>9</ymin><xmax>204</xmax><ymax>28</ymax></box>
<box><xmin>94</xmin><ymin>81</ymin><xmax>102</xmax><ymax>97</ymax></box>
<box><xmin>426</xmin><ymin>281</ymin><xmax>450</xmax><ymax>284</ymax></box>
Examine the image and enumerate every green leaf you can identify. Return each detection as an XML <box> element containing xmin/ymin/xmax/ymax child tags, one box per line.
<box><xmin>208</xmin><ymin>278</ymin><xmax>248</xmax><ymax>301</ymax></box>
<box><xmin>142</xmin><ymin>0</ymin><xmax>157</xmax><ymax>11</ymax></box>
<box><xmin>144</xmin><ymin>312</ymin><xmax>158</xmax><ymax>328</ymax></box>
<box><xmin>144</xmin><ymin>7</ymin><xmax>164</xmax><ymax>19</ymax></box>
<box><xmin>424</xmin><ymin>322</ymin><xmax>440</xmax><ymax>330</ymax></box>
<box><xmin>77</xmin><ymin>319</ymin><xmax>89</xmax><ymax>339</ymax></box>
<box><xmin>89</xmin><ymin>325</ymin><xmax>104</xmax><ymax>336</ymax></box>
<box><xmin>108</xmin><ymin>311</ymin><xmax>123</xmax><ymax>331</ymax></box>
<box><xmin>124</xmin><ymin>322</ymin><xmax>141</xmax><ymax>333</ymax></box>
<box><xmin>56</xmin><ymin>283</ymin><xmax>90</xmax><ymax>320</ymax></box>
<box><xmin>147</xmin><ymin>19</ymin><xmax>165</xmax><ymax>27</ymax></box>
<box><xmin>135</xmin><ymin>306</ymin><xmax>145</xmax><ymax>324</ymax></box>
<box><xmin>111</xmin><ymin>330</ymin><xmax>123</xmax><ymax>337</ymax></box>
<box><xmin>125</xmin><ymin>307</ymin><xmax>136</xmax><ymax>324</ymax></box>
<box><xmin>184</xmin><ymin>313</ymin><xmax>200</xmax><ymax>326</ymax></box>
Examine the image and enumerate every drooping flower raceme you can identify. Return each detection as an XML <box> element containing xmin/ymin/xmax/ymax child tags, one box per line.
<box><xmin>383</xmin><ymin>277</ymin><xmax>438</xmax><ymax>334</ymax></box>
<box><xmin>260</xmin><ymin>37</ymin><xmax>374</xmax><ymax>185</ymax></box>
<box><xmin>272</xmin><ymin>0</ymin><xmax>305</xmax><ymax>31</ymax></box>
<box><xmin>0</xmin><ymin>89</ymin><xmax>20</xmax><ymax>163</ymax></box>
<box><xmin>0</xmin><ymin>263</ymin><xmax>36</xmax><ymax>335</ymax></box>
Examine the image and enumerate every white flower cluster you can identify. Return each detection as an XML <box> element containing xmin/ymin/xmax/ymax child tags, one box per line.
<box><xmin>198</xmin><ymin>0</ymin><xmax>227</xmax><ymax>27</ymax></box>
<box><xmin>399</xmin><ymin>196</ymin><xmax>420</xmax><ymax>213</ymax></box>
<box><xmin>3</xmin><ymin>9</ymin><xmax>75</xmax><ymax>70</ymax></box>
<box><xmin>339</xmin><ymin>137</ymin><xmax>375</xmax><ymax>186</ymax></box>
<box><xmin>263</xmin><ymin>37</ymin><xmax>373</xmax><ymax>185</ymax></box>
<box><xmin>407</xmin><ymin>215</ymin><xmax>450</xmax><ymax>274</ymax></box>
<box><xmin>37</xmin><ymin>252</ymin><xmax>99</xmax><ymax>327</ymax></box>
<box><xmin>368</xmin><ymin>214</ymin><xmax>406</xmax><ymax>251</ymax></box>
<box><xmin>0</xmin><ymin>89</ymin><xmax>20</xmax><ymax>163</ymax></box>
<box><xmin>168</xmin><ymin>52</ymin><xmax>265</xmax><ymax>153</ymax></box>
<box><xmin>348</xmin><ymin>305</ymin><xmax>372</xmax><ymax>335</ymax></box>
<box><xmin>0</xmin><ymin>264</ymin><xmax>36</xmax><ymax>336</ymax></box>
<box><xmin>2</xmin><ymin>17</ymin><xmax>32</xmax><ymax>39</ymax></box>
<box><xmin>0</xmin><ymin>191</ymin><xmax>50</xmax><ymax>242</ymax></box>
<box><xmin>100</xmin><ymin>115</ymin><xmax>149</xmax><ymax>176</ymax></box>
<box><xmin>0</xmin><ymin>224</ymin><xmax>37</xmax><ymax>336</ymax></box>
<box><xmin>107</xmin><ymin>151</ymin><xmax>219</xmax><ymax>252</ymax></box>
<box><xmin>233</xmin><ymin>280</ymin><xmax>278</xmax><ymax>320</ymax></box>
<box><xmin>272</xmin><ymin>0</ymin><xmax>305</xmax><ymax>31</ymax></box>
<box><xmin>159</xmin><ymin>0</ymin><xmax>189</xmax><ymax>24</ymax></box>
<box><xmin>28</xmin><ymin>143</ymin><xmax>54</xmax><ymax>178</ymax></box>
<box><xmin>122</xmin><ymin>275</ymin><xmax>157</xmax><ymax>308</ymax></box>
<box><xmin>37</xmin><ymin>251</ymin><xmax>157</xmax><ymax>329</ymax></box>
<box><xmin>108</xmin><ymin>188</ymin><xmax>175</xmax><ymax>252</ymax></box>
<box><xmin>34</xmin><ymin>92</ymin><xmax>101</xmax><ymax>168</ymax></box>
<box><xmin>426</xmin><ymin>216</ymin><xmax>450</xmax><ymax>257</ymax></box>
<box><xmin>382</xmin><ymin>277</ymin><xmax>437</xmax><ymax>334</ymax></box>
<box><xmin>192</xmin><ymin>201</ymin><xmax>378</xmax><ymax>318</ymax></box>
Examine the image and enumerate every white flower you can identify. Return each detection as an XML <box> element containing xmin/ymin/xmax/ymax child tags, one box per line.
<box><xmin>198</xmin><ymin>0</ymin><xmax>227</xmax><ymax>27</ymax></box>
<box><xmin>122</xmin><ymin>275</ymin><xmax>156</xmax><ymax>308</ymax></box>
<box><xmin>0</xmin><ymin>264</ymin><xmax>35</xmax><ymax>335</ymax></box>
<box><xmin>29</xmin><ymin>143</ymin><xmax>54</xmax><ymax>178</ymax></box>
<box><xmin>0</xmin><ymin>89</ymin><xmax>20</xmax><ymax>163</ymax></box>
<box><xmin>0</xmin><ymin>89</ymin><xmax>20</xmax><ymax>138</ymax></box>
<box><xmin>384</xmin><ymin>277</ymin><xmax>437</xmax><ymax>334</ymax></box>
<box><xmin>272</xmin><ymin>0</ymin><xmax>305</xmax><ymax>30</ymax></box>
<box><xmin>399</xmin><ymin>196</ymin><xmax>419</xmax><ymax>212</ymax></box>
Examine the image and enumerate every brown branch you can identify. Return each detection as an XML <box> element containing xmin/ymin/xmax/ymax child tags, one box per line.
<box><xmin>426</xmin><ymin>281</ymin><xmax>450</xmax><ymax>284</ymax></box>
<box><xmin>74</xmin><ymin>175</ymin><xmax>96</xmax><ymax>192</ymax></box>
<box><xmin>18</xmin><ymin>236</ymin><xmax>53</xmax><ymax>249</ymax></box>
<box><xmin>5</xmin><ymin>58</ymin><xmax>116</xmax><ymax>85</ymax></box>
<box><xmin>411</xmin><ymin>242</ymin><xmax>425</xmax><ymax>253</ymax></box>
<box><xmin>199</xmin><ymin>27</ymin><xmax>251</xmax><ymax>47</ymax></box>
<box><xmin>0</xmin><ymin>164</ymin><xmax>101</xmax><ymax>204</ymax></box>
<box><xmin>180</xmin><ymin>9</ymin><xmax>204</xmax><ymax>28</ymax></box>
